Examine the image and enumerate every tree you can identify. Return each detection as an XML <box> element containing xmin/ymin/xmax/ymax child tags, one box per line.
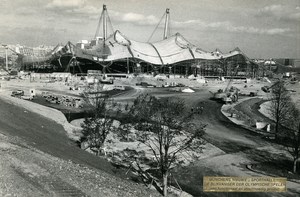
<box><xmin>80</xmin><ymin>85</ymin><xmax>119</xmax><ymax>156</ymax></box>
<box><xmin>269</xmin><ymin>83</ymin><xmax>300</xmax><ymax>173</ymax></box>
<box><xmin>269</xmin><ymin>81</ymin><xmax>293</xmax><ymax>140</ymax></box>
<box><xmin>284</xmin><ymin>105</ymin><xmax>300</xmax><ymax>174</ymax></box>
<box><xmin>129</xmin><ymin>94</ymin><xmax>205</xmax><ymax>196</ymax></box>
<box><xmin>117</xmin><ymin>103</ymin><xmax>133</xmax><ymax>142</ymax></box>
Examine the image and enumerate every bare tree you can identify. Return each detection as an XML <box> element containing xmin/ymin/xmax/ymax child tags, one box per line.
<box><xmin>269</xmin><ymin>83</ymin><xmax>300</xmax><ymax>173</ymax></box>
<box><xmin>269</xmin><ymin>81</ymin><xmax>293</xmax><ymax>140</ymax></box>
<box><xmin>117</xmin><ymin>103</ymin><xmax>133</xmax><ymax>142</ymax></box>
<box><xmin>129</xmin><ymin>94</ymin><xmax>205</xmax><ymax>196</ymax></box>
<box><xmin>80</xmin><ymin>85</ymin><xmax>118</xmax><ymax>156</ymax></box>
<box><xmin>284</xmin><ymin>105</ymin><xmax>300</xmax><ymax>174</ymax></box>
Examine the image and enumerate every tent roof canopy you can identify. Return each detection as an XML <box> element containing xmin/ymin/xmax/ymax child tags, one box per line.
<box><xmin>69</xmin><ymin>30</ymin><xmax>248</xmax><ymax>65</ymax></box>
<box><xmin>20</xmin><ymin>30</ymin><xmax>254</xmax><ymax>66</ymax></box>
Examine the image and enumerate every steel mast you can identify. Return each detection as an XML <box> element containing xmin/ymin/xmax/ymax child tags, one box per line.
<box><xmin>103</xmin><ymin>4</ymin><xmax>107</xmax><ymax>41</ymax></box>
<box><xmin>163</xmin><ymin>8</ymin><xmax>170</xmax><ymax>40</ymax></box>
<box><xmin>2</xmin><ymin>45</ymin><xmax>8</xmax><ymax>71</ymax></box>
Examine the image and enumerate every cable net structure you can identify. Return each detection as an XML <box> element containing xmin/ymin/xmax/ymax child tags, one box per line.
<box><xmin>19</xmin><ymin>30</ymin><xmax>249</xmax><ymax>65</ymax></box>
<box><xmin>16</xmin><ymin>5</ymin><xmax>258</xmax><ymax>77</ymax></box>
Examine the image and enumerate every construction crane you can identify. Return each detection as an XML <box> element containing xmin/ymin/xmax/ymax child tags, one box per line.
<box><xmin>210</xmin><ymin>64</ymin><xmax>240</xmax><ymax>104</ymax></box>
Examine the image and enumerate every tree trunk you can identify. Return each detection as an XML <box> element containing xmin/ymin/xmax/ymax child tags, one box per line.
<box><xmin>293</xmin><ymin>158</ymin><xmax>298</xmax><ymax>174</ymax></box>
<box><xmin>275</xmin><ymin>121</ymin><xmax>279</xmax><ymax>140</ymax></box>
<box><xmin>163</xmin><ymin>172</ymin><xmax>168</xmax><ymax>196</ymax></box>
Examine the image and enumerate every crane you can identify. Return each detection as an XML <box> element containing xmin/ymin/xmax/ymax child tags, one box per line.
<box><xmin>211</xmin><ymin>64</ymin><xmax>240</xmax><ymax>104</ymax></box>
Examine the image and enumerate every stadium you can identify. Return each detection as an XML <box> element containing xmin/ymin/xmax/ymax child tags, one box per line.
<box><xmin>15</xmin><ymin>5</ymin><xmax>258</xmax><ymax>78</ymax></box>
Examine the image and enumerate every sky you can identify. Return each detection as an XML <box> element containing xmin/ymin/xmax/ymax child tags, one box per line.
<box><xmin>0</xmin><ymin>0</ymin><xmax>299</xmax><ymax>59</ymax></box>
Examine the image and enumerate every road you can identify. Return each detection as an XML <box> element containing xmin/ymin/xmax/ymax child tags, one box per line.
<box><xmin>114</xmin><ymin>87</ymin><xmax>268</xmax><ymax>152</ymax></box>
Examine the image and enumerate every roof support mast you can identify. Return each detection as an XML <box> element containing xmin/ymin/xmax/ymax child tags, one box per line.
<box><xmin>4</xmin><ymin>45</ymin><xmax>8</xmax><ymax>71</ymax></box>
<box><xmin>163</xmin><ymin>8</ymin><xmax>170</xmax><ymax>40</ymax></box>
<box><xmin>103</xmin><ymin>4</ymin><xmax>107</xmax><ymax>41</ymax></box>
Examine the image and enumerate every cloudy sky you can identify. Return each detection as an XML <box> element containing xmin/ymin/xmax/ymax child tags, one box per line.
<box><xmin>0</xmin><ymin>0</ymin><xmax>299</xmax><ymax>58</ymax></box>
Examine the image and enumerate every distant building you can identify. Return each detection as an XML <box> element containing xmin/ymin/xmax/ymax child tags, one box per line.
<box><xmin>90</xmin><ymin>37</ymin><xmax>104</xmax><ymax>47</ymax></box>
<box><xmin>15</xmin><ymin>45</ymin><xmax>54</xmax><ymax>57</ymax></box>
<box><xmin>76</xmin><ymin>40</ymin><xmax>89</xmax><ymax>49</ymax></box>
<box><xmin>274</xmin><ymin>58</ymin><xmax>300</xmax><ymax>67</ymax></box>
<box><xmin>293</xmin><ymin>59</ymin><xmax>300</xmax><ymax>67</ymax></box>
